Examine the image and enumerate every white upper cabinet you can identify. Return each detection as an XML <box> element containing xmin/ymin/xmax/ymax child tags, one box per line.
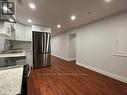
<box><xmin>16</xmin><ymin>23</ymin><xmax>25</xmax><ymax>41</ymax></box>
<box><xmin>4</xmin><ymin>22</ymin><xmax>16</xmax><ymax>37</ymax></box>
<box><xmin>0</xmin><ymin>22</ymin><xmax>16</xmax><ymax>37</ymax></box>
<box><xmin>24</xmin><ymin>26</ymin><xmax>32</xmax><ymax>41</ymax></box>
<box><xmin>16</xmin><ymin>23</ymin><xmax>32</xmax><ymax>41</ymax></box>
<box><xmin>4</xmin><ymin>22</ymin><xmax>12</xmax><ymax>36</ymax></box>
<box><xmin>0</xmin><ymin>22</ymin><xmax>4</xmax><ymax>34</ymax></box>
<box><xmin>0</xmin><ymin>22</ymin><xmax>50</xmax><ymax>42</ymax></box>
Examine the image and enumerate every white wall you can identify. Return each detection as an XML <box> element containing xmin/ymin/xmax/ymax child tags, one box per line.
<box><xmin>51</xmin><ymin>11</ymin><xmax>127</xmax><ymax>83</ymax></box>
<box><xmin>51</xmin><ymin>33</ymin><xmax>69</xmax><ymax>60</ymax></box>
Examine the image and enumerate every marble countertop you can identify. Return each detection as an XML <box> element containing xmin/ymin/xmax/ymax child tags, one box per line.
<box><xmin>0</xmin><ymin>66</ymin><xmax>23</xmax><ymax>95</ymax></box>
<box><xmin>0</xmin><ymin>50</ymin><xmax>26</xmax><ymax>58</ymax></box>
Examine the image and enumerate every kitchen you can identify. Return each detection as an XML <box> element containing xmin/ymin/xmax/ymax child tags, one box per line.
<box><xmin>1</xmin><ymin>0</ymin><xmax>127</xmax><ymax>95</ymax></box>
<box><xmin>0</xmin><ymin>15</ymin><xmax>51</xmax><ymax>95</ymax></box>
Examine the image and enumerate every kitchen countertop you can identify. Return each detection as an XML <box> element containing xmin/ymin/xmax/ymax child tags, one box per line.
<box><xmin>0</xmin><ymin>66</ymin><xmax>23</xmax><ymax>95</ymax></box>
<box><xmin>0</xmin><ymin>50</ymin><xmax>26</xmax><ymax>58</ymax></box>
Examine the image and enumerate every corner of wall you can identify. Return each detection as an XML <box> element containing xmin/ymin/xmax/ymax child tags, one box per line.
<box><xmin>51</xmin><ymin>54</ymin><xmax>70</xmax><ymax>61</ymax></box>
<box><xmin>76</xmin><ymin>62</ymin><xmax>127</xmax><ymax>84</ymax></box>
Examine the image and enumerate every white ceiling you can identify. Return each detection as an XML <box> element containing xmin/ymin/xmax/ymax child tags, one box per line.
<box><xmin>16</xmin><ymin>0</ymin><xmax>127</xmax><ymax>35</ymax></box>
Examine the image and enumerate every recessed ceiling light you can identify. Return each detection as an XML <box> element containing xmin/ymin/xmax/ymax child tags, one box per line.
<box><xmin>27</xmin><ymin>19</ymin><xmax>32</xmax><ymax>23</ymax></box>
<box><xmin>29</xmin><ymin>3</ymin><xmax>36</xmax><ymax>9</ymax></box>
<box><xmin>9</xmin><ymin>18</ymin><xmax>14</xmax><ymax>22</ymax></box>
<box><xmin>57</xmin><ymin>24</ymin><xmax>61</xmax><ymax>28</ymax></box>
<box><xmin>104</xmin><ymin>0</ymin><xmax>112</xmax><ymax>3</ymax></box>
<box><xmin>71</xmin><ymin>15</ymin><xmax>76</xmax><ymax>21</ymax></box>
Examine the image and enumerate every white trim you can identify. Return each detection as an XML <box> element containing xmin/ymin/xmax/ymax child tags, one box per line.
<box><xmin>77</xmin><ymin>62</ymin><xmax>127</xmax><ymax>84</ymax></box>
<box><xmin>68</xmin><ymin>58</ymin><xmax>76</xmax><ymax>61</ymax></box>
<box><xmin>51</xmin><ymin>54</ymin><xmax>70</xmax><ymax>61</ymax></box>
<box><xmin>52</xmin><ymin>55</ymin><xmax>76</xmax><ymax>62</ymax></box>
<box><xmin>114</xmin><ymin>53</ymin><xmax>127</xmax><ymax>57</ymax></box>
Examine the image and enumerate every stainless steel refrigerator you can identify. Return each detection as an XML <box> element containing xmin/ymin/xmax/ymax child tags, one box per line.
<box><xmin>33</xmin><ymin>31</ymin><xmax>51</xmax><ymax>68</ymax></box>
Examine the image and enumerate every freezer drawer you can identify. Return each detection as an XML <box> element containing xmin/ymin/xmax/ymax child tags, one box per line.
<box><xmin>33</xmin><ymin>54</ymin><xmax>51</xmax><ymax>68</ymax></box>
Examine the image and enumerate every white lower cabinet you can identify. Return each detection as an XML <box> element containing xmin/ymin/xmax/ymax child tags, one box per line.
<box><xmin>25</xmin><ymin>51</ymin><xmax>33</xmax><ymax>67</ymax></box>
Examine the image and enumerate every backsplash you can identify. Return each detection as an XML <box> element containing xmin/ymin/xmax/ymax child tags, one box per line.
<box><xmin>10</xmin><ymin>41</ymin><xmax>32</xmax><ymax>50</ymax></box>
<box><xmin>0</xmin><ymin>35</ymin><xmax>32</xmax><ymax>52</ymax></box>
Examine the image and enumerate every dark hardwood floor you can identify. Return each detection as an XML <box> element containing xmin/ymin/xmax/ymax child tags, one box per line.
<box><xmin>28</xmin><ymin>56</ymin><xmax>127</xmax><ymax>95</ymax></box>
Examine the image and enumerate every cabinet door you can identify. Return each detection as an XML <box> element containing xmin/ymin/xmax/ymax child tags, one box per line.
<box><xmin>4</xmin><ymin>22</ymin><xmax>16</xmax><ymax>38</ymax></box>
<box><xmin>16</xmin><ymin>23</ymin><xmax>25</xmax><ymax>41</ymax></box>
<box><xmin>24</xmin><ymin>26</ymin><xmax>32</xmax><ymax>41</ymax></box>
<box><xmin>0</xmin><ymin>22</ymin><xmax>4</xmax><ymax>34</ymax></box>
<box><xmin>10</xmin><ymin>23</ymin><xmax>16</xmax><ymax>40</ymax></box>
<box><xmin>4</xmin><ymin>22</ymin><xmax>12</xmax><ymax>36</ymax></box>
<box><xmin>26</xmin><ymin>51</ymin><xmax>33</xmax><ymax>67</ymax></box>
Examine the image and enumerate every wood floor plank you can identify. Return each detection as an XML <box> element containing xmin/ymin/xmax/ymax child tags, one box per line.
<box><xmin>28</xmin><ymin>56</ymin><xmax>127</xmax><ymax>95</ymax></box>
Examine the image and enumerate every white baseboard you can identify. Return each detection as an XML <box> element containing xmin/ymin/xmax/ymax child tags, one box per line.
<box><xmin>51</xmin><ymin>54</ymin><xmax>70</xmax><ymax>61</ymax></box>
<box><xmin>52</xmin><ymin>54</ymin><xmax>76</xmax><ymax>62</ymax></box>
<box><xmin>77</xmin><ymin>62</ymin><xmax>127</xmax><ymax>84</ymax></box>
<box><xmin>68</xmin><ymin>58</ymin><xmax>76</xmax><ymax>61</ymax></box>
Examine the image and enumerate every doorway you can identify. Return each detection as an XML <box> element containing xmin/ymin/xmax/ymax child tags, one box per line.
<box><xmin>69</xmin><ymin>33</ymin><xmax>77</xmax><ymax>63</ymax></box>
